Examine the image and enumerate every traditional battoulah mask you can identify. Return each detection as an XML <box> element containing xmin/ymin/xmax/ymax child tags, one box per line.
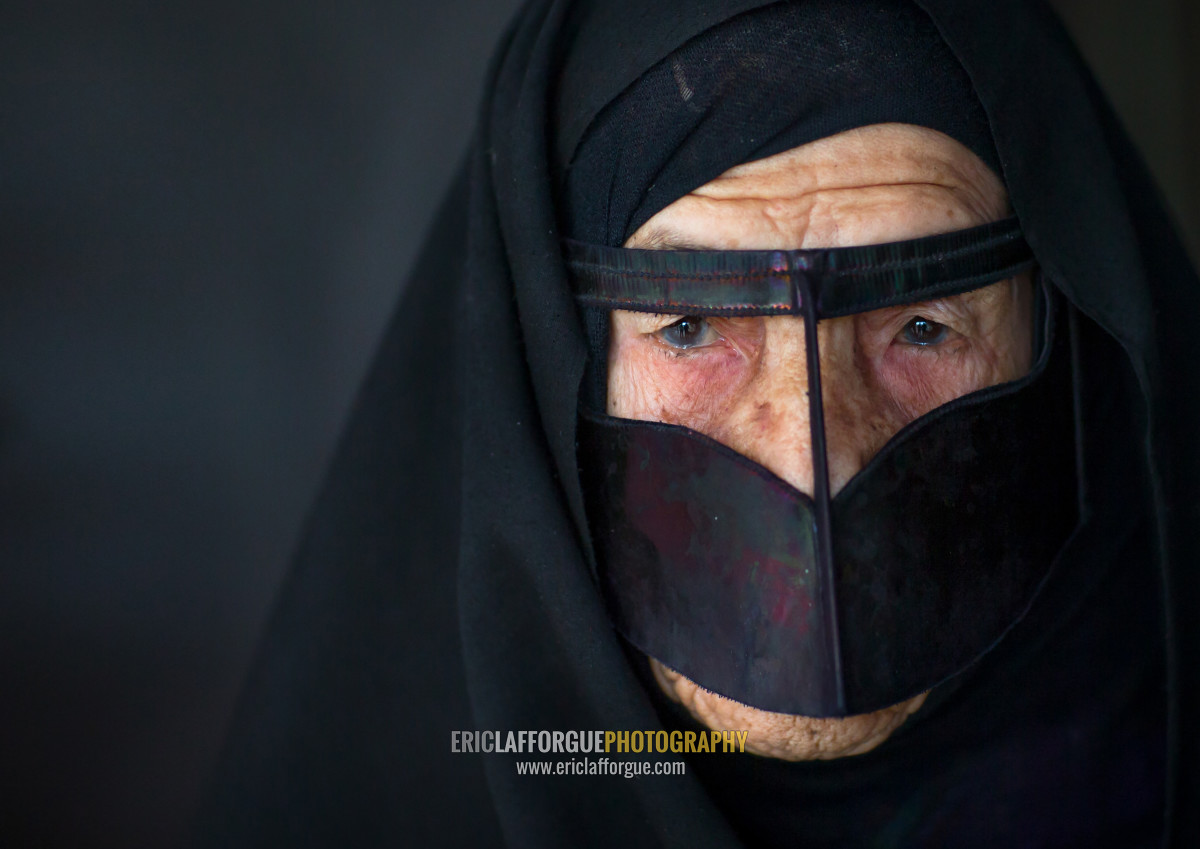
<box><xmin>570</xmin><ymin>217</ymin><xmax>1079</xmax><ymax>717</ymax></box>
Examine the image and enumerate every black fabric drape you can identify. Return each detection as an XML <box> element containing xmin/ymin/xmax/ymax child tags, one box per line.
<box><xmin>198</xmin><ymin>1</ymin><xmax>1199</xmax><ymax>846</ymax></box>
<box><xmin>560</xmin><ymin>0</ymin><xmax>1002</xmax><ymax>246</ymax></box>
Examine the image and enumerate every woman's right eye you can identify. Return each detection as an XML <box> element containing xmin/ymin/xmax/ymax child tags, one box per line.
<box><xmin>657</xmin><ymin>316</ymin><xmax>719</xmax><ymax>349</ymax></box>
<box><xmin>898</xmin><ymin>315</ymin><xmax>951</xmax><ymax>347</ymax></box>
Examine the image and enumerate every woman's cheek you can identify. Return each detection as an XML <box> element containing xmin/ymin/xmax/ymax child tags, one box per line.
<box><xmin>609</xmin><ymin>342</ymin><xmax>750</xmax><ymax>431</ymax></box>
<box><xmin>877</xmin><ymin>345</ymin><xmax>1009</xmax><ymax>420</ymax></box>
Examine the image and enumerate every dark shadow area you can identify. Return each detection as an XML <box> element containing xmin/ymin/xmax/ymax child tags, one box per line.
<box><xmin>1</xmin><ymin>2</ymin><xmax>521</xmax><ymax>846</ymax></box>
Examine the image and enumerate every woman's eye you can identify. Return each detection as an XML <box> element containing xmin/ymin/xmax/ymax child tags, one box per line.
<box><xmin>658</xmin><ymin>316</ymin><xmax>719</xmax><ymax>349</ymax></box>
<box><xmin>899</xmin><ymin>316</ymin><xmax>950</xmax><ymax>347</ymax></box>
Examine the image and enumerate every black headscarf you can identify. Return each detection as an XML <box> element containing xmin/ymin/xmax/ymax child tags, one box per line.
<box><xmin>199</xmin><ymin>1</ymin><xmax>1199</xmax><ymax>846</ymax></box>
<box><xmin>560</xmin><ymin>0</ymin><xmax>1002</xmax><ymax>246</ymax></box>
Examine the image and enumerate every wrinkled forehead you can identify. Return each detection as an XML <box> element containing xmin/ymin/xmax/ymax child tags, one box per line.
<box><xmin>567</xmin><ymin>127</ymin><xmax>1022</xmax><ymax>325</ymax></box>
<box><xmin>625</xmin><ymin>125</ymin><xmax>1010</xmax><ymax>253</ymax></box>
<box><xmin>556</xmin><ymin>0</ymin><xmax>1000</xmax><ymax>247</ymax></box>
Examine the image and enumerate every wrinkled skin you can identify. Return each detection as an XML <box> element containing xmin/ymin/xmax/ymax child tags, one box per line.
<box><xmin>608</xmin><ymin>124</ymin><xmax>1033</xmax><ymax>760</ymax></box>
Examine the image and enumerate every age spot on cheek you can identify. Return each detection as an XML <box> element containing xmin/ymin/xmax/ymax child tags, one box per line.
<box><xmin>751</xmin><ymin>400</ymin><xmax>776</xmax><ymax>436</ymax></box>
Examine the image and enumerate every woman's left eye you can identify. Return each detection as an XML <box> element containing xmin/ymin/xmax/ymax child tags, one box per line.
<box><xmin>899</xmin><ymin>316</ymin><xmax>950</xmax><ymax>346</ymax></box>
<box><xmin>658</xmin><ymin>315</ymin><xmax>720</xmax><ymax>349</ymax></box>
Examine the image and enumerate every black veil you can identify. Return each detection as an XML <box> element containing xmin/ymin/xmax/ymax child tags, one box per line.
<box><xmin>198</xmin><ymin>1</ymin><xmax>1198</xmax><ymax>846</ymax></box>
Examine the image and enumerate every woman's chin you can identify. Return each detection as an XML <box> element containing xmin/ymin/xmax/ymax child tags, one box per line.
<box><xmin>649</xmin><ymin>658</ymin><xmax>928</xmax><ymax>761</ymax></box>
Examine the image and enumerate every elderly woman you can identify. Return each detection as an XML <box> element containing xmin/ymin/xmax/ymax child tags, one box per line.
<box><xmin>202</xmin><ymin>1</ymin><xmax>1199</xmax><ymax>846</ymax></box>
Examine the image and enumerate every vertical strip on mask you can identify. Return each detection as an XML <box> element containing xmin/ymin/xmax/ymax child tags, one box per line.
<box><xmin>796</xmin><ymin>260</ymin><xmax>846</xmax><ymax>715</ymax></box>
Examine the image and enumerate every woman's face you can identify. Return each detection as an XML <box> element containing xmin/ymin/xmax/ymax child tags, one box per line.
<box><xmin>607</xmin><ymin>123</ymin><xmax>1034</xmax><ymax>760</ymax></box>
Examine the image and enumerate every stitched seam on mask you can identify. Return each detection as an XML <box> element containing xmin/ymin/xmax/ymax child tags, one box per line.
<box><xmin>570</xmin><ymin>243</ymin><xmax>1020</xmax><ymax>277</ymax></box>
<box><xmin>566</xmin><ymin>220</ymin><xmax>1023</xmax><ymax>276</ymax></box>
<box><xmin>573</xmin><ymin>296</ymin><xmax>795</xmax><ymax>315</ymax></box>
<box><xmin>568</xmin><ymin>265</ymin><xmax>780</xmax><ymax>279</ymax></box>
<box><xmin>819</xmin><ymin>258</ymin><xmax>1038</xmax><ymax>317</ymax></box>
<box><xmin>828</xmin><ymin>234</ymin><xmax>1025</xmax><ymax>274</ymax></box>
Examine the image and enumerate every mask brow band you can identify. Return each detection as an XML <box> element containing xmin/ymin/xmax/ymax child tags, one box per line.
<box><xmin>565</xmin><ymin>216</ymin><xmax>1033</xmax><ymax>317</ymax></box>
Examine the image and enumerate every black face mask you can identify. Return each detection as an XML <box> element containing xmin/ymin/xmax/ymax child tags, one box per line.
<box><xmin>568</xmin><ymin>218</ymin><xmax>1079</xmax><ymax>718</ymax></box>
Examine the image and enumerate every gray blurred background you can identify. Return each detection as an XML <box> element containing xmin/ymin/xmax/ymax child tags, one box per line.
<box><xmin>2</xmin><ymin>1</ymin><xmax>1196</xmax><ymax>846</ymax></box>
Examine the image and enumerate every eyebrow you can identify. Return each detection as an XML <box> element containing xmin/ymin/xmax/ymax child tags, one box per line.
<box><xmin>624</xmin><ymin>225</ymin><xmax>712</xmax><ymax>251</ymax></box>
